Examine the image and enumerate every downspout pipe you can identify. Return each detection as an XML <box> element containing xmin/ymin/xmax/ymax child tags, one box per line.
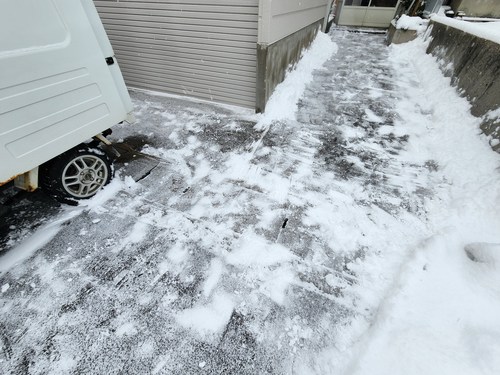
<box><xmin>323</xmin><ymin>1</ymin><xmax>334</xmax><ymax>32</ymax></box>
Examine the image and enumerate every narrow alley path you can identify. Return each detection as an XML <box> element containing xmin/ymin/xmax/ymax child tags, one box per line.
<box><xmin>2</xmin><ymin>29</ymin><xmax>497</xmax><ymax>375</ymax></box>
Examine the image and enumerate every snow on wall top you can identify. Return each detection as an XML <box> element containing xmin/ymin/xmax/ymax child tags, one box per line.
<box><xmin>431</xmin><ymin>15</ymin><xmax>500</xmax><ymax>44</ymax></box>
<box><xmin>395</xmin><ymin>15</ymin><xmax>429</xmax><ymax>32</ymax></box>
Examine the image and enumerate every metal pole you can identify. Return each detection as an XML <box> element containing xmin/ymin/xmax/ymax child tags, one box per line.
<box><xmin>322</xmin><ymin>1</ymin><xmax>334</xmax><ymax>32</ymax></box>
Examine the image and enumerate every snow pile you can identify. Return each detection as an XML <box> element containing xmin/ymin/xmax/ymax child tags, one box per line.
<box><xmin>319</xmin><ymin>36</ymin><xmax>500</xmax><ymax>375</ymax></box>
<box><xmin>486</xmin><ymin>108</ymin><xmax>500</xmax><ymax>148</ymax></box>
<box><xmin>256</xmin><ymin>31</ymin><xmax>337</xmax><ymax>129</ymax></box>
<box><xmin>395</xmin><ymin>15</ymin><xmax>429</xmax><ymax>32</ymax></box>
<box><xmin>432</xmin><ymin>15</ymin><xmax>500</xmax><ymax>44</ymax></box>
<box><xmin>349</xmin><ymin>237</ymin><xmax>500</xmax><ymax>375</ymax></box>
<box><xmin>79</xmin><ymin>174</ymin><xmax>138</xmax><ymax>211</ymax></box>
<box><xmin>486</xmin><ymin>108</ymin><xmax>500</xmax><ymax>121</ymax></box>
<box><xmin>225</xmin><ymin>231</ymin><xmax>294</xmax><ymax>266</ymax></box>
<box><xmin>176</xmin><ymin>293</ymin><xmax>235</xmax><ymax>336</ymax></box>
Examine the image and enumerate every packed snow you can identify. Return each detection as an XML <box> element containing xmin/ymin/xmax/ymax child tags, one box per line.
<box><xmin>1</xmin><ymin>26</ymin><xmax>499</xmax><ymax>375</ymax></box>
<box><xmin>316</xmin><ymin>35</ymin><xmax>500</xmax><ymax>375</ymax></box>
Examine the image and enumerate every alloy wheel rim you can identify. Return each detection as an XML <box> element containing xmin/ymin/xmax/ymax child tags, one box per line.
<box><xmin>62</xmin><ymin>155</ymin><xmax>108</xmax><ymax>198</ymax></box>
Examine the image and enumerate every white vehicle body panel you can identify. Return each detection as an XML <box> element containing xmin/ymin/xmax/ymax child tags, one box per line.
<box><xmin>0</xmin><ymin>0</ymin><xmax>133</xmax><ymax>184</ymax></box>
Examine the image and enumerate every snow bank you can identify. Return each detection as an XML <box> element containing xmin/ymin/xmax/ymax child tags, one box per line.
<box><xmin>350</xmin><ymin>235</ymin><xmax>500</xmax><ymax>375</ymax></box>
<box><xmin>334</xmin><ymin>36</ymin><xmax>500</xmax><ymax>375</ymax></box>
<box><xmin>256</xmin><ymin>31</ymin><xmax>338</xmax><ymax>130</ymax></box>
<box><xmin>432</xmin><ymin>15</ymin><xmax>500</xmax><ymax>44</ymax></box>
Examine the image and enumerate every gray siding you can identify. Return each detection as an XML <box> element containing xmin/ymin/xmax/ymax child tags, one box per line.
<box><xmin>94</xmin><ymin>0</ymin><xmax>259</xmax><ymax>108</ymax></box>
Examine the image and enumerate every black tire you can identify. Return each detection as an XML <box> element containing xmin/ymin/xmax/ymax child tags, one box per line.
<box><xmin>40</xmin><ymin>146</ymin><xmax>113</xmax><ymax>205</ymax></box>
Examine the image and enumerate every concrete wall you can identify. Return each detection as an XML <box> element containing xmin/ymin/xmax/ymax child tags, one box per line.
<box><xmin>256</xmin><ymin>0</ymin><xmax>329</xmax><ymax>112</ymax></box>
<box><xmin>426</xmin><ymin>19</ymin><xmax>500</xmax><ymax>147</ymax></box>
<box><xmin>451</xmin><ymin>0</ymin><xmax>500</xmax><ymax>18</ymax></box>
<box><xmin>256</xmin><ymin>21</ymin><xmax>322</xmax><ymax>112</ymax></box>
<box><xmin>386</xmin><ymin>22</ymin><xmax>418</xmax><ymax>45</ymax></box>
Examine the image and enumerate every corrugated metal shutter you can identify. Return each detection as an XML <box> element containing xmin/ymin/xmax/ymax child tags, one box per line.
<box><xmin>94</xmin><ymin>0</ymin><xmax>258</xmax><ymax>108</ymax></box>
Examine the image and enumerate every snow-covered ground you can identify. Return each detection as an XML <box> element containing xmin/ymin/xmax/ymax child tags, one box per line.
<box><xmin>314</xmin><ymin>34</ymin><xmax>500</xmax><ymax>375</ymax></box>
<box><xmin>1</xmin><ymin>28</ymin><xmax>499</xmax><ymax>374</ymax></box>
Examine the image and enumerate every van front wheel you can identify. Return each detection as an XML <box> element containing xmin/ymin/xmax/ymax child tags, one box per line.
<box><xmin>41</xmin><ymin>146</ymin><xmax>113</xmax><ymax>204</ymax></box>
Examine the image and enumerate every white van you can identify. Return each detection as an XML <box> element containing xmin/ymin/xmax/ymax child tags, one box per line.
<box><xmin>0</xmin><ymin>0</ymin><xmax>133</xmax><ymax>203</ymax></box>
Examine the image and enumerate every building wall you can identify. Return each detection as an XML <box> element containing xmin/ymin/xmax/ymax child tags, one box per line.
<box><xmin>334</xmin><ymin>0</ymin><xmax>401</xmax><ymax>28</ymax></box>
<box><xmin>94</xmin><ymin>0</ymin><xmax>259</xmax><ymax>109</ymax></box>
<box><xmin>451</xmin><ymin>0</ymin><xmax>500</xmax><ymax>18</ymax></box>
<box><xmin>256</xmin><ymin>0</ymin><xmax>330</xmax><ymax>111</ymax></box>
<box><xmin>258</xmin><ymin>0</ymin><xmax>330</xmax><ymax>45</ymax></box>
<box><xmin>95</xmin><ymin>0</ymin><xmax>330</xmax><ymax>112</ymax></box>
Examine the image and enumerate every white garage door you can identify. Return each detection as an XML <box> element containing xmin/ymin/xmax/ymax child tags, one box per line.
<box><xmin>94</xmin><ymin>0</ymin><xmax>258</xmax><ymax>108</ymax></box>
<box><xmin>337</xmin><ymin>0</ymin><xmax>400</xmax><ymax>28</ymax></box>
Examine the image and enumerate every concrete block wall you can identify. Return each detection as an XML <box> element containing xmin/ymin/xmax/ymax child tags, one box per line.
<box><xmin>426</xmin><ymin>19</ymin><xmax>500</xmax><ymax>148</ymax></box>
<box><xmin>386</xmin><ymin>22</ymin><xmax>418</xmax><ymax>45</ymax></box>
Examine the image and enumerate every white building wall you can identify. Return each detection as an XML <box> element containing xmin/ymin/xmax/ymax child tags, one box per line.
<box><xmin>258</xmin><ymin>0</ymin><xmax>330</xmax><ymax>45</ymax></box>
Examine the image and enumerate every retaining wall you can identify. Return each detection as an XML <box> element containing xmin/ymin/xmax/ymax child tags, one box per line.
<box><xmin>426</xmin><ymin>19</ymin><xmax>500</xmax><ymax>149</ymax></box>
<box><xmin>256</xmin><ymin>21</ymin><xmax>322</xmax><ymax>113</ymax></box>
